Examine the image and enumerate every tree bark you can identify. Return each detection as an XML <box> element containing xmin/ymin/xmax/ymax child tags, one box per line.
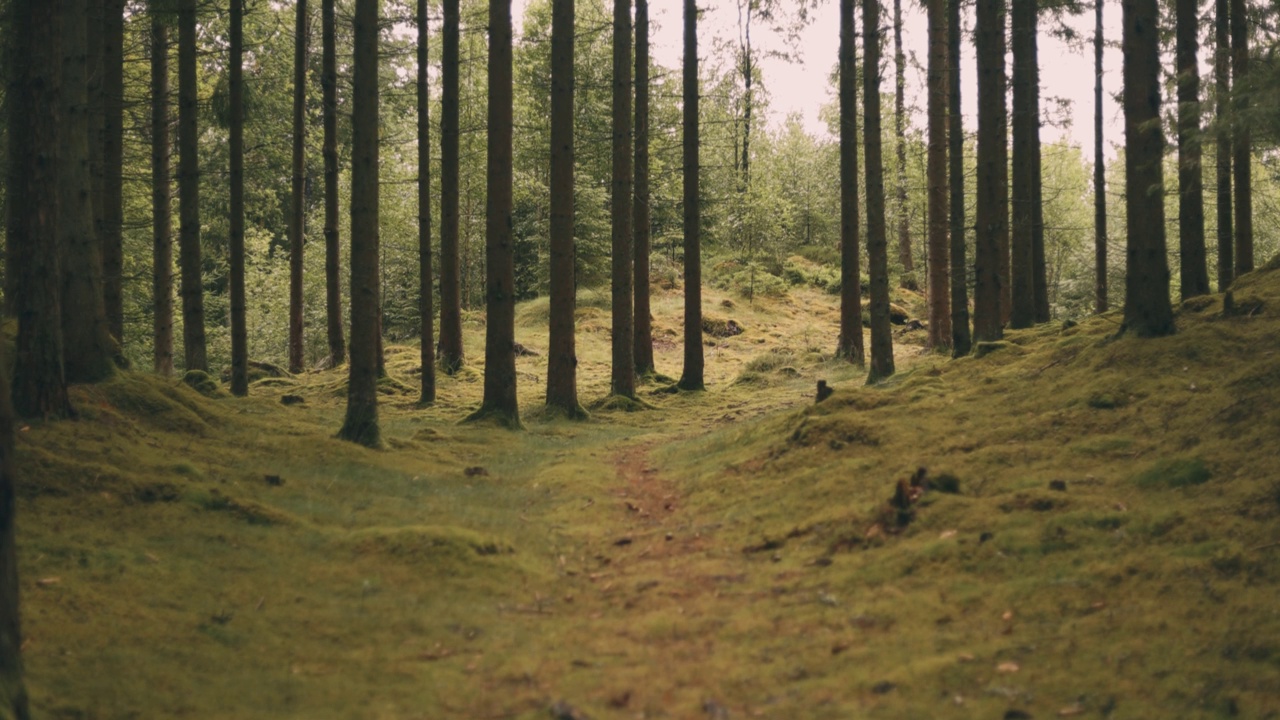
<box><xmin>1029</xmin><ymin>7</ymin><xmax>1048</xmax><ymax>323</ymax></box>
<box><xmin>229</xmin><ymin>0</ymin><xmax>248</xmax><ymax>397</ymax></box>
<box><xmin>973</xmin><ymin>0</ymin><xmax>1006</xmax><ymax>343</ymax></box>
<box><xmin>677</xmin><ymin>0</ymin><xmax>704</xmax><ymax>392</ymax></box>
<box><xmin>439</xmin><ymin>0</ymin><xmax>465</xmax><ymax>373</ymax></box>
<box><xmin>468</xmin><ymin>0</ymin><xmax>521</xmax><ymax>427</ymax></box>
<box><xmin>948</xmin><ymin>0</ymin><xmax>970</xmax><ymax>356</ymax></box>
<box><xmin>151</xmin><ymin>9</ymin><xmax>174</xmax><ymax>377</ymax></box>
<box><xmin>1229</xmin><ymin>0</ymin><xmax>1251</xmax><ymax>276</ymax></box>
<box><xmin>893</xmin><ymin>0</ymin><xmax>912</xmax><ymax>281</ymax></box>
<box><xmin>322</xmin><ymin>0</ymin><xmax>345</xmax><ymax>366</ymax></box>
<box><xmin>8</xmin><ymin>0</ymin><xmax>74</xmax><ymax>420</ymax></box>
<box><xmin>177</xmin><ymin>0</ymin><xmax>207</xmax><ymax>372</ymax></box>
<box><xmin>102</xmin><ymin>0</ymin><xmax>126</xmax><ymax>345</ymax></box>
<box><xmin>1176</xmin><ymin>0</ymin><xmax>1209</xmax><ymax>300</ymax></box>
<box><xmin>1009</xmin><ymin>0</ymin><xmax>1035</xmax><ymax>329</ymax></box>
<box><xmin>59</xmin><ymin>0</ymin><xmax>119</xmax><ymax>384</ymax></box>
<box><xmin>1213</xmin><ymin>0</ymin><xmax>1233</xmax><ymax>291</ymax></box>
<box><xmin>546</xmin><ymin>0</ymin><xmax>583</xmax><ymax>416</ymax></box>
<box><xmin>633</xmin><ymin>0</ymin><xmax>655</xmax><ymax>377</ymax></box>
<box><xmin>864</xmin><ymin>0</ymin><xmax>895</xmax><ymax>384</ymax></box>
<box><xmin>1094</xmin><ymin>0</ymin><xmax>1109</xmax><ymax>313</ymax></box>
<box><xmin>1121</xmin><ymin>0</ymin><xmax>1175</xmax><ymax>337</ymax></box>
<box><xmin>338</xmin><ymin>0</ymin><xmax>382</xmax><ymax>447</ymax></box>
<box><xmin>610</xmin><ymin>0</ymin><xmax>635</xmax><ymax>400</ymax></box>
<box><xmin>417</xmin><ymin>0</ymin><xmax>436</xmax><ymax>404</ymax></box>
<box><xmin>926</xmin><ymin>0</ymin><xmax>950</xmax><ymax>347</ymax></box>
<box><xmin>837</xmin><ymin>0</ymin><xmax>865</xmax><ymax>365</ymax></box>
<box><xmin>289</xmin><ymin>0</ymin><xmax>309</xmax><ymax>374</ymax></box>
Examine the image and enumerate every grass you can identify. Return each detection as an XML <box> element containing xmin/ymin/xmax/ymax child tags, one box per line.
<box><xmin>14</xmin><ymin>272</ymin><xmax>1280</xmax><ymax>719</ymax></box>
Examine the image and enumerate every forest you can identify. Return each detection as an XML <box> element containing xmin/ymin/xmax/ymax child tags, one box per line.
<box><xmin>1</xmin><ymin>0</ymin><xmax>1280</xmax><ymax>716</ymax></box>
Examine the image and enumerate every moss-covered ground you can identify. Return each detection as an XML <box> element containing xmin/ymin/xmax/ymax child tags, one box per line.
<box><xmin>16</xmin><ymin>269</ymin><xmax>1280</xmax><ymax>718</ymax></box>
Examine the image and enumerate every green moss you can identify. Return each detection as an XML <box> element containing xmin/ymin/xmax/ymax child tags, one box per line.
<box><xmin>1134</xmin><ymin>458</ymin><xmax>1212</xmax><ymax>489</ymax></box>
<box><xmin>181</xmin><ymin>369</ymin><xmax>222</xmax><ymax>397</ymax></box>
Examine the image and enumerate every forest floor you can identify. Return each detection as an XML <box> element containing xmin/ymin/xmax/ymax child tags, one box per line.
<box><xmin>15</xmin><ymin>266</ymin><xmax>1280</xmax><ymax>719</ymax></box>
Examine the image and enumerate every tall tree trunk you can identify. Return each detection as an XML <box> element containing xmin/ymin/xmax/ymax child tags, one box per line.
<box><xmin>102</xmin><ymin>0</ymin><xmax>126</xmax><ymax>345</ymax></box>
<box><xmin>1121</xmin><ymin>0</ymin><xmax>1174</xmax><ymax>337</ymax></box>
<box><xmin>229</xmin><ymin>0</ymin><xmax>248</xmax><ymax>397</ymax></box>
<box><xmin>1094</xmin><ymin>0</ymin><xmax>1109</xmax><ymax>313</ymax></box>
<box><xmin>289</xmin><ymin>0</ymin><xmax>308</xmax><ymax>373</ymax></box>
<box><xmin>893</xmin><ymin>0</ymin><xmax>912</xmax><ymax>282</ymax></box>
<box><xmin>151</xmin><ymin>9</ymin><xmax>173</xmax><ymax>376</ymax></box>
<box><xmin>926</xmin><ymin>0</ymin><xmax>950</xmax><ymax>347</ymax></box>
<box><xmin>322</xmin><ymin>0</ymin><xmax>345</xmax><ymax>365</ymax></box>
<box><xmin>0</xmin><ymin>332</ymin><xmax>30</xmax><ymax>717</ymax></box>
<box><xmin>59</xmin><ymin>0</ymin><xmax>119</xmax><ymax>384</ymax></box>
<box><xmin>677</xmin><ymin>0</ymin><xmax>704</xmax><ymax>392</ymax></box>
<box><xmin>1009</xmin><ymin>0</ymin><xmax>1035</xmax><ymax>329</ymax></box>
<box><xmin>546</xmin><ymin>0</ymin><xmax>583</xmax><ymax>416</ymax></box>
<box><xmin>837</xmin><ymin>0</ymin><xmax>865</xmax><ymax>365</ymax></box>
<box><xmin>948</xmin><ymin>0</ymin><xmax>971</xmax><ymax>356</ymax></box>
<box><xmin>1214</xmin><ymin>0</ymin><xmax>1233</xmax><ymax>291</ymax></box>
<box><xmin>610</xmin><ymin>0</ymin><xmax>635</xmax><ymax>400</ymax></box>
<box><xmin>1029</xmin><ymin>8</ymin><xmax>1048</xmax><ymax>323</ymax></box>
<box><xmin>737</xmin><ymin>0</ymin><xmax>753</xmax><ymax>191</ymax></box>
<box><xmin>864</xmin><ymin>0</ymin><xmax>895</xmax><ymax>384</ymax></box>
<box><xmin>338</xmin><ymin>0</ymin><xmax>381</xmax><ymax>447</ymax></box>
<box><xmin>9</xmin><ymin>0</ymin><xmax>74</xmax><ymax>420</ymax></box>
<box><xmin>177</xmin><ymin>0</ymin><xmax>207</xmax><ymax>372</ymax></box>
<box><xmin>439</xmin><ymin>0</ymin><xmax>465</xmax><ymax>373</ymax></box>
<box><xmin>88</xmin><ymin>0</ymin><xmax>105</xmax><ymax>266</ymax></box>
<box><xmin>417</xmin><ymin>0</ymin><xmax>436</xmax><ymax>404</ymax></box>
<box><xmin>468</xmin><ymin>0</ymin><xmax>520</xmax><ymax>426</ymax></box>
<box><xmin>973</xmin><ymin>0</ymin><xmax>1007</xmax><ymax>343</ymax></box>
<box><xmin>633</xmin><ymin>0</ymin><xmax>655</xmax><ymax>377</ymax></box>
<box><xmin>1176</xmin><ymin>0</ymin><xmax>1209</xmax><ymax>299</ymax></box>
<box><xmin>1229</xmin><ymin>0</ymin><xmax>1251</xmax><ymax>276</ymax></box>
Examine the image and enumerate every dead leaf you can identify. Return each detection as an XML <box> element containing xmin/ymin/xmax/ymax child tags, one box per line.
<box><xmin>1002</xmin><ymin>609</ymin><xmax>1014</xmax><ymax>621</ymax></box>
<box><xmin>996</xmin><ymin>661</ymin><xmax>1020</xmax><ymax>674</ymax></box>
<box><xmin>1059</xmin><ymin>704</ymin><xmax>1085</xmax><ymax>716</ymax></box>
<box><xmin>36</xmin><ymin>577</ymin><xmax>60</xmax><ymax>587</ymax></box>
<box><xmin>939</xmin><ymin>529</ymin><xmax>957</xmax><ymax>539</ymax></box>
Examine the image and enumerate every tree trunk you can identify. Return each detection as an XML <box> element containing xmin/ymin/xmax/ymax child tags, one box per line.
<box><xmin>610</xmin><ymin>0</ymin><xmax>635</xmax><ymax>400</ymax></box>
<box><xmin>59</xmin><ymin>0</ymin><xmax>119</xmax><ymax>384</ymax></box>
<box><xmin>0</xmin><ymin>335</ymin><xmax>30</xmax><ymax>717</ymax></box>
<box><xmin>1121</xmin><ymin>0</ymin><xmax>1174</xmax><ymax>337</ymax></box>
<box><xmin>289</xmin><ymin>0</ymin><xmax>309</xmax><ymax>374</ymax></box>
<box><xmin>633</xmin><ymin>0</ymin><xmax>655</xmax><ymax>377</ymax></box>
<box><xmin>338</xmin><ymin>0</ymin><xmax>381</xmax><ymax>447</ymax></box>
<box><xmin>926</xmin><ymin>0</ymin><xmax>950</xmax><ymax>348</ymax></box>
<box><xmin>439</xmin><ymin>0</ymin><xmax>465</xmax><ymax>373</ymax></box>
<box><xmin>416</xmin><ymin>0</ymin><xmax>436</xmax><ymax>405</ymax></box>
<box><xmin>1213</xmin><ymin>0</ymin><xmax>1233</xmax><ymax>291</ymax></box>
<box><xmin>229</xmin><ymin>0</ymin><xmax>248</xmax><ymax>397</ymax></box>
<box><xmin>1094</xmin><ymin>0</ymin><xmax>1108</xmax><ymax>313</ymax></box>
<box><xmin>893</xmin><ymin>0</ymin><xmax>912</xmax><ymax>281</ymax></box>
<box><xmin>468</xmin><ymin>0</ymin><xmax>521</xmax><ymax>427</ymax></box>
<box><xmin>1028</xmin><ymin>6</ymin><xmax>1048</xmax><ymax>323</ymax></box>
<box><xmin>151</xmin><ymin>9</ymin><xmax>174</xmax><ymax>377</ymax></box>
<box><xmin>177</xmin><ymin>0</ymin><xmax>207</xmax><ymax>372</ymax></box>
<box><xmin>8</xmin><ymin>0</ymin><xmax>74</xmax><ymax>420</ymax></box>
<box><xmin>322</xmin><ymin>0</ymin><xmax>345</xmax><ymax>366</ymax></box>
<box><xmin>864</xmin><ymin>0</ymin><xmax>895</xmax><ymax>384</ymax></box>
<box><xmin>837</xmin><ymin>0</ymin><xmax>865</xmax><ymax>365</ymax></box>
<box><xmin>948</xmin><ymin>0</ymin><xmax>971</xmax><ymax>356</ymax></box>
<box><xmin>1230</xmin><ymin>0</ymin><xmax>1251</xmax><ymax>276</ymax></box>
<box><xmin>973</xmin><ymin>0</ymin><xmax>1006</xmax><ymax>343</ymax></box>
<box><xmin>102</xmin><ymin>0</ymin><xmax>126</xmax><ymax>345</ymax></box>
<box><xmin>1009</xmin><ymin>0</ymin><xmax>1035</xmax><ymax>329</ymax></box>
<box><xmin>1176</xmin><ymin>0</ymin><xmax>1209</xmax><ymax>300</ymax></box>
<box><xmin>546</xmin><ymin>0</ymin><xmax>583</xmax><ymax>416</ymax></box>
<box><xmin>677</xmin><ymin>0</ymin><xmax>704</xmax><ymax>392</ymax></box>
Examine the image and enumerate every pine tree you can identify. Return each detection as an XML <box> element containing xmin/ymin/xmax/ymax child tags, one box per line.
<box><xmin>837</xmin><ymin>0</ymin><xmax>865</xmax><ymax>365</ymax></box>
<box><xmin>633</xmin><ymin>0</ymin><xmax>655</xmax><ymax>378</ymax></box>
<box><xmin>177</xmin><ymin>0</ymin><xmax>207</xmax><ymax>372</ymax></box>
<box><xmin>288</xmin><ymin>0</ymin><xmax>309</xmax><ymax>373</ymax></box>
<box><xmin>418</xmin><ymin>0</ymin><xmax>436</xmax><ymax>404</ymax></box>
<box><xmin>1176</xmin><ymin>0</ymin><xmax>1210</xmax><ymax>299</ymax></box>
<box><xmin>973</xmin><ymin>0</ymin><xmax>1007</xmax><ymax>343</ymax></box>
<box><xmin>151</xmin><ymin>7</ymin><xmax>174</xmax><ymax>376</ymax></box>
<box><xmin>864</xmin><ymin>0</ymin><xmax>895</xmax><ymax>384</ymax></box>
<box><xmin>439</xmin><ymin>0</ymin><xmax>466</xmax><ymax>373</ymax></box>
<box><xmin>229</xmin><ymin>0</ymin><xmax>248</xmax><ymax>397</ymax></box>
<box><xmin>1094</xmin><ymin>0</ymin><xmax>1109</xmax><ymax>312</ymax></box>
<box><xmin>948</xmin><ymin>0</ymin><xmax>971</xmax><ymax>356</ymax></box>
<box><xmin>1230</xmin><ymin>0</ymin><xmax>1252</xmax><ymax>276</ymax></box>
<box><xmin>677</xmin><ymin>0</ymin><xmax>704</xmax><ymax>392</ymax></box>
<box><xmin>322</xmin><ymin>0</ymin><xmax>345</xmax><ymax>365</ymax></box>
<box><xmin>1214</xmin><ymin>0</ymin><xmax>1234</xmax><ymax>291</ymax></box>
<box><xmin>926</xmin><ymin>0</ymin><xmax>950</xmax><ymax>348</ymax></box>
<box><xmin>610</xmin><ymin>0</ymin><xmax>636</xmax><ymax>400</ymax></box>
<box><xmin>1121</xmin><ymin>0</ymin><xmax>1175</xmax><ymax>337</ymax></box>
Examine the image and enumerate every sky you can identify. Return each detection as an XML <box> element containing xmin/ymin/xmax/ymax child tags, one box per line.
<box><xmin>508</xmin><ymin>0</ymin><xmax>1132</xmax><ymax>159</ymax></box>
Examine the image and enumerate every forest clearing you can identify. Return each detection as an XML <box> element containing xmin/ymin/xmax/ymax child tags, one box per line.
<box><xmin>16</xmin><ymin>269</ymin><xmax>1280</xmax><ymax>719</ymax></box>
